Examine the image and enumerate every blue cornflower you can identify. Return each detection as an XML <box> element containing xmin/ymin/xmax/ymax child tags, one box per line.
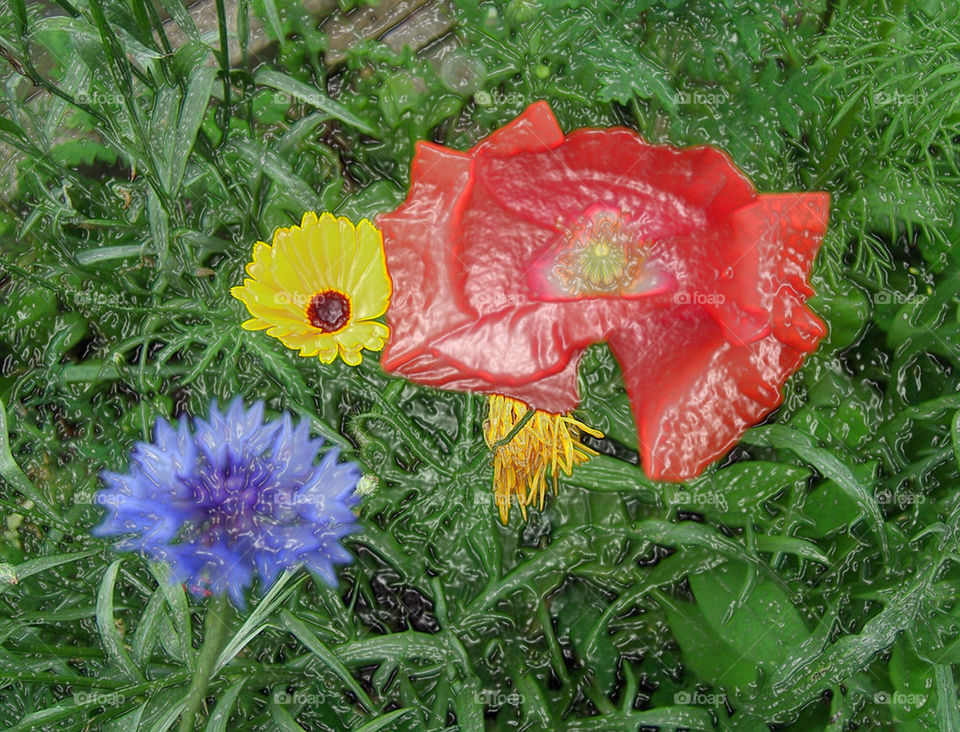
<box><xmin>94</xmin><ymin>398</ymin><xmax>361</xmax><ymax>608</ymax></box>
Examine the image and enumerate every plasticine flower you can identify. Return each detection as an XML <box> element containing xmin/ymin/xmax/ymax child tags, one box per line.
<box><xmin>231</xmin><ymin>212</ymin><xmax>391</xmax><ymax>366</ymax></box>
<box><xmin>93</xmin><ymin>398</ymin><xmax>360</xmax><ymax>608</ymax></box>
<box><xmin>378</xmin><ymin>101</ymin><xmax>829</xmax><ymax>481</ymax></box>
<box><xmin>485</xmin><ymin>394</ymin><xmax>602</xmax><ymax>523</ymax></box>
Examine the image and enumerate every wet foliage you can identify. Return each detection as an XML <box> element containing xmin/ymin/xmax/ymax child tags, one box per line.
<box><xmin>0</xmin><ymin>0</ymin><xmax>959</xmax><ymax>729</ymax></box>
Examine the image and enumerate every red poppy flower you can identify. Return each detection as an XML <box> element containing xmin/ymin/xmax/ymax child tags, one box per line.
<box><xmin>377</xmin><ymin>101</ymin><xmax>828</xmax><ymax>481</ymax></box>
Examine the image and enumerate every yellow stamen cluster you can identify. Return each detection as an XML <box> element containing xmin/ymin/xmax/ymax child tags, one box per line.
<box><xmin>484</xmin><ymin>394</ymin><xmax>603</xmax><ymax>524</ymax></box>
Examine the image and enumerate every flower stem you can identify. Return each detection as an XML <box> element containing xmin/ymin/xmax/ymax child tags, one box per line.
<box><xmin>177</xmin><ymin>594</ymin><xmax>230</xmax><ymax>732</ymax></box>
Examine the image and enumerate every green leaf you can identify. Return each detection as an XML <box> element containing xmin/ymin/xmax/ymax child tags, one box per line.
<box><xmin>148</xmin><ymin>562</ymin><xmax>195</xmax><ymax>670</ymax></box>
<box><xmin>96</xmin><ymin>559</ymin><xmax>145</xmax><ymax>682</ymax></box>
<box><xmin>225</xmin><ymin>135</ymin><xmax>322</xmax><ymax>212</ymax></box>
<box><xmin>131</xmin><ymin>585</ymin><xmax>166</xmax><ymax>666</ymax></box>
<box><xmin>934</xmin><ymin>664</ymin><xmax>960</xmax><ymax>730</ymax></box>
<box><xmin>352</xmin><ymin>707</ymin><xmax>414</xmax><ymax>732</ymax></box>
<box><xmin>744</xmin><ymin>425</ymin><xmax>889</xmax><ymax>559</ymax></box>
<box><xmin>680</xmin><ymin>461</ymin><xmax>811</xmax><ymax>524</ymax></box>
<box><xmin>260</xmin><ymin>0</ymin><xmax>284</xmax><ymax>43</ymax></box>
<box><xmin>0</xmin><ymin>398</ymin><xmax>65</xmax><ymax>527</ymax></box>
<box><xmin>204</xmin><ymin>679</ymin><xmax>246</xmax><ymax>732</ymax></box>
<box><xmin>279</xmin><ymin>609</ymin><xmax>375</xmax><ymax>712</ymax></box>
<box><xmin>170</xmin><ymin>65</ymin><xmax>216</xmax><ymax>196</ymax></box>
<box><xmin>756</xmin><ymin>562</ymin><xmax>939</xmax><ymax>723</ymax></box>
<box><xmin>754</xmin><ymin>535</ymin><xmax>830</xmax><ymax>566</ymax></box>
<box><xmin>562</xmin><ymin>454</ymin><xmax>659</xmax><ymax>501</ymax></box>
<box><xmin>76</xmin><ymin>244</ymin><xmax>148</xmax><ymax>264</ymax></box>
<box><xmin>690</xmin><ymin>561</ymin><xmax>811</xmax><ymax>681</ymax></box>
<box><xmin>0</xmin><ymin>550</ymin><xmax>96</xmax><ymax>597</ymax></box>
<box><xmin>155</xmin><ymin>0</ymin><xmax>201</xmax><ymax>42</ymax></box>
<box><xmin>214</xmin><ymin>569</ymin><xmax>301</xmax><ymax>673</ymax></box>
<box><xmin>658</xmin><ymin>588</ymin><xmax>758</xmax><ymax>696</ymax></box>
<box><xmin>255</xmin><ymin>69</ymin><xmax>379</xmax><ymax>137</ymax></box>
<box><xmin>628</xmin><ymin>519</ymin><xmax>764</xmax><ymax>570</ymax></box>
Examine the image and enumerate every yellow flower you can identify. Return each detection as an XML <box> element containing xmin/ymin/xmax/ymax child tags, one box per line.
<box><xmin>484</xmin><ymin>394</ymin><xmax>603</xmax><ymax>524</ymax></box>
<box><xmin>231</xmin><ymin>212</ymin><xmax>392</xmax><ymax>366</ymax></box>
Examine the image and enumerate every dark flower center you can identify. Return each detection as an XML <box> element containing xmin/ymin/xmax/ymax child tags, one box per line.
<box><xmin>306</xmin><ymin>290</ymin><xmax>351</xmax><ymax>332</ymax></box>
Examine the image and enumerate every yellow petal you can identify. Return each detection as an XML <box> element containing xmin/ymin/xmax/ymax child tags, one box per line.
<box><xmin>345</xmin><ymin>220</ymin><xmax>392</xmax><ymax>319</ymax></box>
<box><xmin>235</xmin><ymin>279</ymin><xmax>307</xmax><ymax>325</ymax></box>
<box><xmin>334</xmin><ymin>320</ymin><xmax>389</xmax><ymax>351</ymax></box>
<box><xmin>314</xmin><ymin>212</ymin><xmax>350</xmax><ymax>290</ymax></box>
<box><xmin>339</xmin><ymin>347</ymin><xmax>363</xmax><ymax>366</ymax></box>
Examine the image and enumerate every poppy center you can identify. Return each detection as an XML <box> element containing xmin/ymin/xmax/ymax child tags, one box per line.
<box><xmin>306</xmin><ymin>290</ymin><xmax>351</xmax><ymax>332</ymax></box>
<box><xmin>526</xmin><ymin>207</ymin><xmax>673</xmax><ymax>302</ymax></box>
<box><xmin>556</xmin><ymin>212</ymin><xmax>646</xmax><ymax>295</ymax></box>
<box><xmin>575</xmin><ymin>237</ymin><xmax>629</xmax><ymax>290</ymax></box>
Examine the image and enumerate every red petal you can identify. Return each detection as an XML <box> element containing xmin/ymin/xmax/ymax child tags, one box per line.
<box><xmin>609</xmin><ymin>307</ymin><xmax>803</xmax><ymax>481</ymax></box>
<box><xmin>391</xmin><ymin>347</ymin><xmax>584</xmax><ymax>414</ymax></box>
<box><xmin>425</xmin><ymin>300</ymin><xmax>610</xmax><ymax>389</ymax></box>
<box><xmin>377</xmin><ymin>142</ymin><xmax>475</xmax><ymax>373</ymax></box>
<box><xmin>476</xmin><ymin>129</ymin><xmax>756</xmax><ymax>238</ymax></box>
<box><xmin>455</xmin><ymin>171</ymin><xmax>557</xmax><ymax>312</ymax></box>
<box><xmin>700</xmin><ymin>193</ymin><xmax>829</xmax><ymax>350</ymax></box>
<box><xmin>470</xmin><ymin>100</ymin><xmax>565</xmax><ymax>157</ymax></box>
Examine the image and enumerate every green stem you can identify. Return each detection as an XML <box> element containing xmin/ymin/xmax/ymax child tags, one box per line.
<box><xmin>491</xmin><ymin>407</ymin><xmax>535</xmax><ymax>449</ymax></box>
<box><xmin>177</xmin><ymin>594</ymin><xmax>230</xmax><ymax>732</ymax></box>
<box><xmin>214</xmin><ymin>0</ymin><xmax>232</xmax><ymax>140</ymax></box>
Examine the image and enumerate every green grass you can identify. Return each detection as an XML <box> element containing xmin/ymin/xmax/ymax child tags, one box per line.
<box><xmin>0</xmin><ymin>0</ymin><xmax>959</xmax><ymax>729</ymax></box>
